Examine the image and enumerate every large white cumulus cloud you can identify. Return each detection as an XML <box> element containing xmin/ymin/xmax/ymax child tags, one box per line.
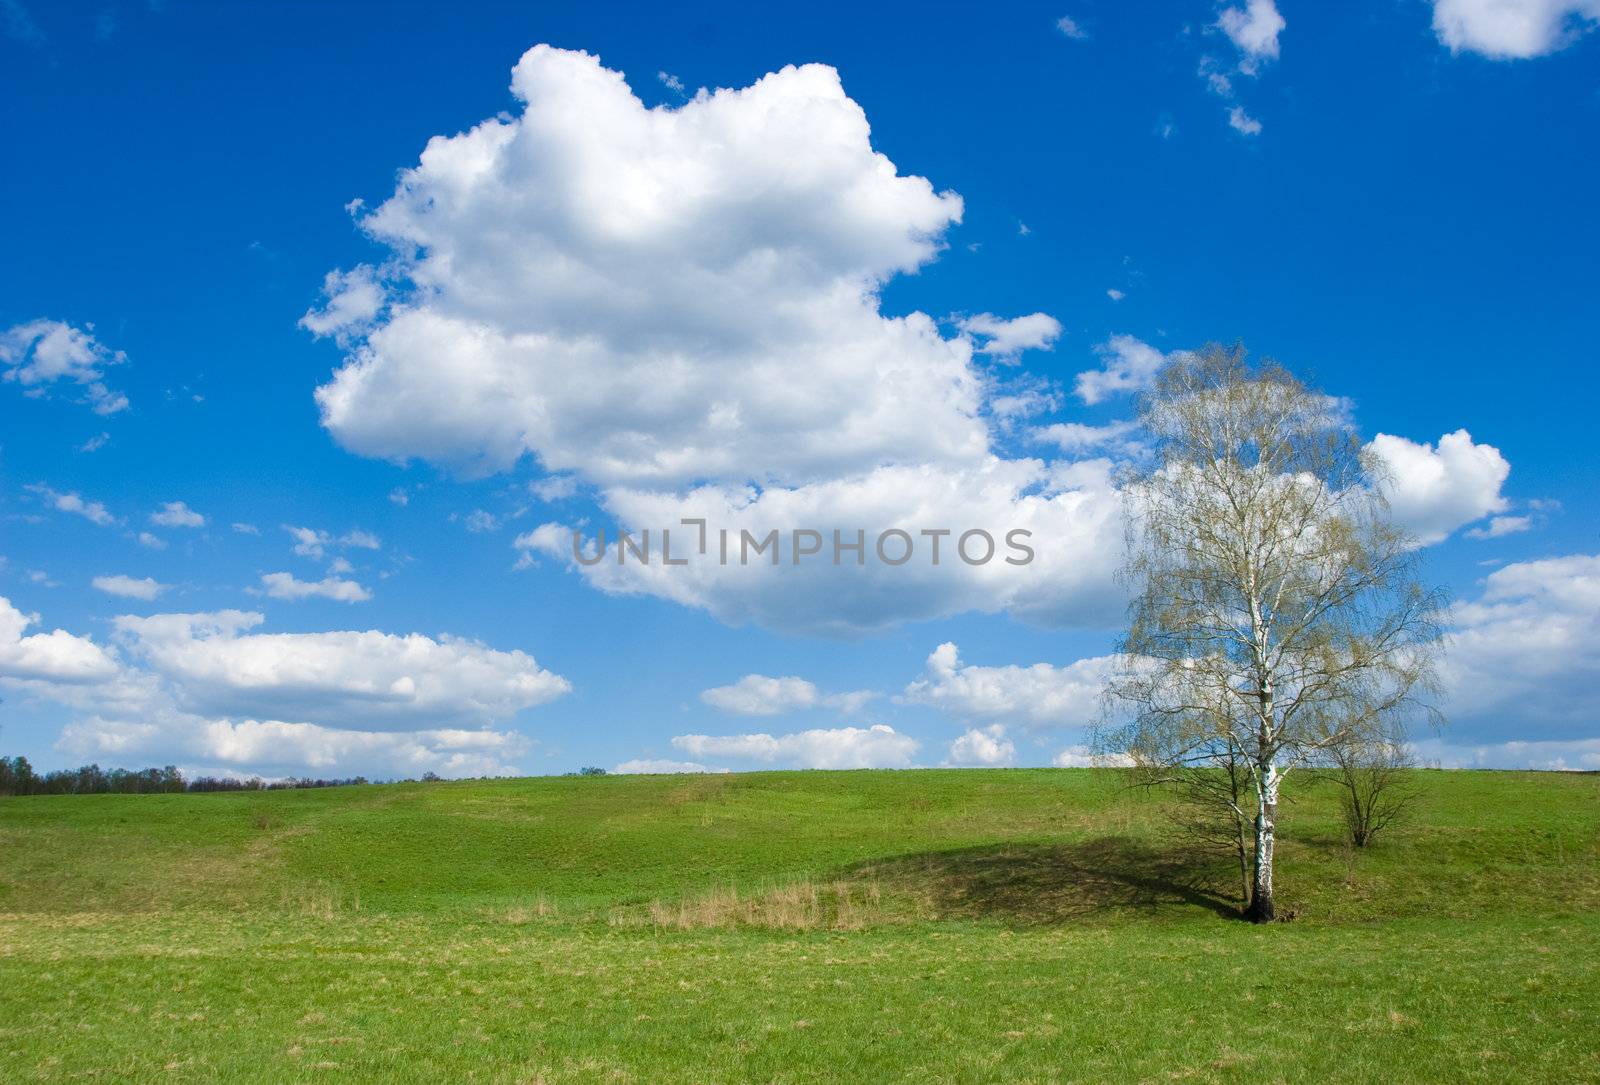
<box><xmin>1431</xmin><ymin>0</ymin><xmax>1600</xmax><ymax>58</ymax></box>
<box><xmin>0</xmin><ymin>596</ymin><xmax>120</xmax><ymax>684</ymax></box>
<box><xmin>311</xmin><ymin>45</ymin><xmax>981</xmax><ymax>487</ymax></box>
<box><xmin>1367</xmin><ymin>430</ymin><xmax>1510</xmax><ymax>545</ymax></box>
<box><xmin>305</xmin><ymin>45</ymin><xmax>1514</xmax><ymax>639</ymax></box>
<box><xmin>520</xmin><ymin>457</ymin><xmax>1124</xmax><ymax>635</ymax></box>
<box><xmin>113</xmin><ymin>610</ymin><xmax>570</xmax><ymax>731</ymax></box>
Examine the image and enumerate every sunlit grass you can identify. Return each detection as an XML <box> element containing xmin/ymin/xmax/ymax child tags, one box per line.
<box><xmin>1</xmin><ymin>768</ymin><xmax>1596</xmax><ymax>1081</ymax></box>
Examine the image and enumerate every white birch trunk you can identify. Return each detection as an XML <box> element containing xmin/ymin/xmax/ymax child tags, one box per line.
<box><xmin>1251</xmin><ymin>760</ymin><xmax>1278</xmax><ymax>921</ymax></box>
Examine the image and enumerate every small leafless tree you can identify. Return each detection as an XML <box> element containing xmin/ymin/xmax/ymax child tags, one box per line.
<box><xmin>1102</xmin><ymin>345</ymin><xmax>1444</xmax><ymax>922</ymax></box>
<box><xmin>1328</xmin><ymin>727</ymin><xmax>1419</xmax><ymax>848</ymax></box>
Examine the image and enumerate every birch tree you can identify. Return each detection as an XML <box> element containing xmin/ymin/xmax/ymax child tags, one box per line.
<box><xmin>1104</xmin><ymin>345</ymin><xmax>1442</xmax><ymax>922</ymax></box>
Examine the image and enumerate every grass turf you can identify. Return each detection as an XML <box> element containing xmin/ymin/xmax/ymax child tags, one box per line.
<box><xmin>1</xmin><ymin>768</ymin><xmax>1597</xmax><ymax>1082</ymax></box>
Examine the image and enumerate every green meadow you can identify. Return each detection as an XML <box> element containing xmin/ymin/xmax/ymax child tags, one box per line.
<box><xmin>2</xmin><ymin>768</ymin><xmax>1597</xmax><ymax>1082</ymax></box>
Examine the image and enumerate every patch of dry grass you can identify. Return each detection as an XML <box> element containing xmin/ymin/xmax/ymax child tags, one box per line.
<box><xmin>617</xmin><ymin>878</ymin><xmax>911</xmax><ymax>930</ymax></box>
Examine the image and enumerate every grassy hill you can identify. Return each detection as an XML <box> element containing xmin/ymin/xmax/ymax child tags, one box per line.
<box><xmin>2</xmin><ymin>768</ymin><xmax>1597</xmax><ymax>1082</ymax></box>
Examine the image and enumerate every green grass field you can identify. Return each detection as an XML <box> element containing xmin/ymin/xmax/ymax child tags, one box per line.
<box><xmin>2</xmin><ymin>768</ymin><xmax>1597</xmax><ymax>1082</ymax></box>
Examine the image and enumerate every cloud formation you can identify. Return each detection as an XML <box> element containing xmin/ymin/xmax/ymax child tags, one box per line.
<box><xmin>945</xmin><ymin>724</ymin><xmax>1016</xmax><ymax>766</ymax></box>
<box><xmin>27</xmin><ymin>485</ymin><xmax>115</xmax><ymax>527</ymax></box>
<box><xmin>150</xmin><ymin>501</ymin><xmax>206</xmax><ymax>528</ymax></box>
<box><xmin>111</xmin><ymin>609</ymin><xmax>569</xmax><ymax>731</ymax></box>
<box><xmin>0</xmin><ymin>319</ymin><xmax>129</xmax><ymax>414</ymax></box>
<box><xmin>1431</xmin><ymin>0</ymin><xmax>1600</xmax><ymax>58</ymax></box>
<box><xmin>672</xmin><ymin>724</ymin><xmax>918</xmax><ymax>769</ymax></box>
<box><xmin>1074</xmin><ymin>335</ymin><xmax>1183</xmax><ymax>405</ymax></box>
<box><xmin>0</xmin><ymin>596</ymin><xmax>120</xmax><ymax>684</ymax></box>
<box><xmin>1217</xmin><ymin>0</ymin><xmax>1286</xmax><ymax>65</ymax></box>
<box><xmin>310</xmin><ymin>46</ymin><xmax>985</xmax><ymax>489</ymax></box>
<box><xmin>1442</xmin><ymin>553</ymin><xmax>1600</xmax><ymax>738</ymax></box>
<box><xmin>902</xmin><ymin>642</ymin><xmax>1113</xmax><ymax>729</ymax></box>
<box><xmin>4</xmin><ymin>597</ymin><xmax>569</xmax><ymax>780</ymax></box>
<box><xmin>522</xmin><ymin>457</ymin><xmax>1124</xmax><ymax>635</ymax></box>
<box><xmin>1367</xmin><ymin>430</ymin><xmax>1510</xmax><ymax>545</ymax></box>
<box><xmin>258</xmin><ymin>572</ymin><xmax>373</xmax><ymax>603</ymax></box>
<box><xmin>92</xmin><ymin>575</ymin><xmax>167</xmax><ymax>601</ymax></box>
<box><xmin>700</xmin><ymin>673</ymin><xmax>875</xmax><ymax>716</ymax></box>
<box><xmin>613</xmin><ymin>758</ymin><xmax>725</xmax><ymax>774</ymax></box>
<box><xmin>957</xmin><ymin>312</ymin><xmax>1063</xmax><ymax>360</ymax></box>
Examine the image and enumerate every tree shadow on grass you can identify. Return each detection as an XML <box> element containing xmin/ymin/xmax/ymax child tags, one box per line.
<box><xmin>850</xmin><ymin>837</ymin><xmax>1243</xmax><ymax>924</ymax></box>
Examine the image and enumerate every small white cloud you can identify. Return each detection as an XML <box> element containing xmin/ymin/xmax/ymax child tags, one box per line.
<box><xmin>258</xmin><ymin>572</ymin><xmax>373</xmax><ymax>603</ymax></box>
<box><xmin>530</xmin><ymin>476</ymin><xmax>578</xmax><ymax>502</ymax></box>
<box><xmin>1033</xmin><ymin>419</ymin><xmax>1142</xmax><ymax>458</ymax></box>
<box><xmin>613</xmin><ymin>758</ymin><xmax>726</xmax><ymax>774</ymax></box>
<box><xmin>285</xmin><ymin>525</ymin><xmax>331</xmax><ymax>559</ymax></box>
<box><xmin>137</xmin><ymin>532</ymin><xmax>168</xmax><ymax>550</ymax></box>
<box><xmin>1074</xmin><ymin>335</ymin><xmax>1183</xmax><ymax>405</ymax></box>
<box><xmin>232</xmin><ymin>522</ymin><xmax>260</xmax><ymax>536</ymax></box>
<box><xmin>79</xmin><ymin>432</ymin><xmax>110</xmax><ymax>453</ymax></box>
<box><xmin>672</xmin><ymin>725</ymin><xmax>918</xmax><ymax>769</ymax></box>
<box><xmin>341</xmin><ymin>529</ymin><xmax>381</xmax><ymax>550</ymax></box>
<box><xmin>1053</xmin><ymin>744</ymin><xmax>1130</xmax><ymax>768</ymax></box>
<box><xmin>1466</xmin><ymin>514</ymin><xmax>1533</xmax><ymax>539</ymax></box>
<box><xmin>702</xmin><ymin>674</ymin><xmax>819</xmax><ymax>715</ymax></box>
<box><xmin>300</xmin><ymin>265</ymin><xmax>385</xmax><ymax>343</ymax></box>
<box><xmin>1216</xmin><ymin>0</ymin><xmax>1286</xmax><ymax>62</ymax></box>
<box><xmin>657</xmin><ymin>70</ymin><xmax>685</xmax><ymax>94</ymax></box>
<box><xmin>1056</xmin><ymin>14</ymin><xmax>1088</xmax><ymax>39</ymax></box>
<box><xmin>957</xmin><ymin>312</ymin><xmax>1063</xmax><ymax>360</ymax></box>
<box><xmin>388</xmin><ymin>488</ymin><xmax>410</xmax><ymax>507</ymax></box>
<box><xmin>946</xmin><ymin>724</ymin><xmax>1015</xmax><ymax>766</ymax></box>
<box><xmin>1106</xmin><ymin>288</ymin><xmax>1125</xmax><ymax>301</ymax></box>
<box><xmin>283</xmin><ymin>525</ymin><xmax>378</xmax><ymax>559</ymax></box>
<box><xmin>903</xmin><ymin>642</ymin><xmax>1114</xmax><ymax>729</ymax></box>
<box><xmin>464</xmin><ymin>509</ymin><xmax>499</xmax><ymax>533</ymax></box>
<box><xmin>92</xmin><ymin>574</ymin><xmax>167</xmax><ymax>601</ymax></box>
<box><xmin>0</xmin><ymin>319</ymin><xmax>130</xmax><ymax>414</ymax></box>
<box><xmin>150</xmin><ymin>501</ymin><xmax>205</xmax><ymax>528</ymax></box>
<box><xmin>27</xmin><ymin>484</ymin><xmax>115</xmax><ymax>526</ymax></box>
<box><xmin>1227</xmin><ymin>106</ymin><xmax>1263</xmax><ymax>135</ymax></box>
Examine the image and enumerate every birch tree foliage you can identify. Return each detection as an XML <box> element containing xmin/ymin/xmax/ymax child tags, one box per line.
<box><xmin>1104</xmin><ymin>345</ymin><xmax>1443</xmax><ymax>921</ymax></box>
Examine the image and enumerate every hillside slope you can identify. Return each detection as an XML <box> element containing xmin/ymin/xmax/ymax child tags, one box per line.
<box><xmin>3</xmin><ymin>767</ymin><xmax>1598</xmax><ymax>921</ymax></box>
<box><xmin>2</xmin><ymin>768</ymin><xmax>1597</xmax><ymax>1083</ymax></box>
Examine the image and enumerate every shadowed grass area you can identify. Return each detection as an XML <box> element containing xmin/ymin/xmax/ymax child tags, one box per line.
<box><xmin>1</xmin><ymin>768</ymin><xmax>1597</xmax><ymax>1081</ymax></box>
<box><xmin>857</xmin><ymin>838</ymin><xmax>1242</xmax><ymax>922</ymax></box>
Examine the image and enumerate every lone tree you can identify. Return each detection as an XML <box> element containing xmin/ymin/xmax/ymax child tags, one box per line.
<box><xmin>1104</xmin><ymin>345</ymin><xmax>1442</xmax><ymax>922</ymax></box>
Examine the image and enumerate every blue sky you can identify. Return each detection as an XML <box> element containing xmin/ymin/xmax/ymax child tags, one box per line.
<box><xmin>2</xmin><ymin>0</ymin><xmax>1597</xmax><ymax>778</ymax></box>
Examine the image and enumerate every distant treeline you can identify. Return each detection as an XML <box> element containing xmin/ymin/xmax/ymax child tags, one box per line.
<box><xmin>0</xmin><ymin>756</ymin><xmax>372</xmax><ymax>796</ymax></box>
